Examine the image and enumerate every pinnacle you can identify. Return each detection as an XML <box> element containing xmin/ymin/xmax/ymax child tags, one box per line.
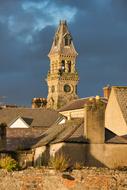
<box><xmin>48</xmin><ymin>20</ymin><xmax>78</xmax><ymax>57</ymax></box>
<box><xmin>59</xmin><ymin>20</ymin><xmax>67</xmax><ymax>25</ymax></box>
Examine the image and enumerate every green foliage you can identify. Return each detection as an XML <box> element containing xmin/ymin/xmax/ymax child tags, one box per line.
<box><xmin>0</xmin><ymin>156</ymin><xmax>18</xmax><ymax>172</ymax></box>
<box><xmin>48</xmin><ymin>154</ymin><xmax>69</xmax><ymax>172</ymax></box>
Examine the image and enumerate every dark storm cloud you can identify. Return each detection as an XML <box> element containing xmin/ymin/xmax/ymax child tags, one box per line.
<box><xmin>65</xmin><ymin>0</ymin><xmax>127</xmax><ymax>97</ymax></box>
<box><xmin>0</xmin><ymin>0</ymin><xmax>127</xmax><ymax>105</ymax></box>
<box><xmin>0</xmin><ymin>0</ymin><xmax>77</xmax><ymax>105</ymax></box>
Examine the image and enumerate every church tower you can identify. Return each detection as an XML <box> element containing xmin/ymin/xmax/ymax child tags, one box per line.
<box><xmin>46</xmin><ymin>20</ymin><xmax>79</xmax><ymax>110</ymax></box>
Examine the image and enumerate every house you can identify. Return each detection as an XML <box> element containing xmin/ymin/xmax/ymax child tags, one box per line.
<box><xmin>105</xmin><ymin>86</ymin><xmax>127</xmax><ymax>136</ymax></box>
<box><xmin>58</xmin><ymin>96</ymin><xmax>107</xmax><ymax>119</ymax></box>
<box><xmin>32</xmin><ymin>96</ymin><xmax>127</xmax><ymax>168</ymax></box>
<box><xmin>0</xmin><ymin>108</ymin><xmax>63</xmax><ymax>151</ymax></box>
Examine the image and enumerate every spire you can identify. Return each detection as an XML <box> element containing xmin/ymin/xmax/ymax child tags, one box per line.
<box><xmin>48</xmin><ymin>20</ymin><xmax>78</xmax><ymax>57</ymax></box>
<box><xmin>46</xmin><ymin>20</ymin><xmax>79</xmax><ymax>110</ymax></box>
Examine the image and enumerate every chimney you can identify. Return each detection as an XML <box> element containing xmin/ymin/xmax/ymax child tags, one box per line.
<box><xmin>103</xmin><ymin>85</ymin><xmax>111</xmax><ymax>99</ymax></box>
<box><xmin>84</xmin><ymin>96</ymin><xmax>105</xmax><ymax>144</ymax></box>
<box><xmin>32</xmin><ymin>98</ymin><xmax>47</xmax><ymax>108</ymax></box>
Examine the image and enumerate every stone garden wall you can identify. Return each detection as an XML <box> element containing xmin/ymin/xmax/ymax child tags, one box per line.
<box><xmin>0</xmin><ymin>167</ymin><xmax>127</xmax><ymax>190</ymax></box>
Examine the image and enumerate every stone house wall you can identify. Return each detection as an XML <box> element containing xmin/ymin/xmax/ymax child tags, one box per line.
<box><xmin>105</xmin><ymin>88</ymin><xmax>127</xmax><ymax>135</ymax></box>
<box><xmin>87</xmin><ymin>143</ymin><xmax>127</xmax><ymax>168</ymax></box>
<box><xmin>17</xmin><ymin>150</ymin><xmax>34</xmax><ymax>167</ymax></box>
<box><xmin>33</xmin><ymin>98</ymin><xmax>127</xmax><ymax>169</ymax></box>
<box><xmin>34</xmin><ymin>143</ymin><xmax>127</xmax><ymax>168</ymax></box>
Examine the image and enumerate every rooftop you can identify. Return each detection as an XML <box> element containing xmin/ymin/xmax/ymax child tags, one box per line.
<box><xmin>58</xmin><ymin>97</ymin><xmax>107</xmax><ymax>112</ymax></box>
<box><xmin>0</xmin><ymin>108</ymin><xmax>61</xmax><ymax>127</ymax></box>
<box><xmin>33</xmin><ymin>118</ymin><xmax>85</xmax><ymax>148</ymax></box>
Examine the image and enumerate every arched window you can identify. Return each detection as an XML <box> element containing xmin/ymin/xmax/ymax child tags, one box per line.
<box><xmin>64</xmin><ymin>34</ymin><xmax>71</xmax><ymax>46</ymax></box>
<box><xmin>68</xmin><ymin>61</ymin><xmax>71</xmax><ymax>72</ymax></box>
<box><xmin>65</xmin><ymin>37</ymin><xmax>68</xmax><ymax>46</ymax></box>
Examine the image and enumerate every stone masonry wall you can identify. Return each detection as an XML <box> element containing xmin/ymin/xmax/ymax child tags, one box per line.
<box><xmin>0</xmin><ymin>168</ymin><xmax>127</xmax><ymax>190</ymax></box>
<box><xmin>38</xmin><ymin>143</ymin><xmax>127</xmax><ymax>169</ymax></box>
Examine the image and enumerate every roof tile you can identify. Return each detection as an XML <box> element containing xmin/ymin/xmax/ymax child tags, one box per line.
<box><xmin>114</xmin><ymin>87</ymin><xmax>127</xmax><ymax>125</ymax></box>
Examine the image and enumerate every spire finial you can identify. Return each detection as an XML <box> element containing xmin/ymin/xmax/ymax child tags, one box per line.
<box><xmin>60</xmin><ymin>20</ymin><xmax>67</xmax><ymax>25</ymax></box>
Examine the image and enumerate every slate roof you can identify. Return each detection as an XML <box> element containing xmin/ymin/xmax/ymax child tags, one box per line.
<box><xmin>105</xmin><ymin>128</ymin><xmax>127</xmax><ymax>144</ymax></box>
<box><xmin>21</xmin><ymin>117</ymin><xmax>33</xmax><ymax>126</ymax></box>
<box><xmin>0</xmin><ymin>108</ymin><xmax>62</xmax><ymax>127</ymax></box>
<box><xmin>32</xmin><ymin>118</ymin><xmax>85</xmax><ymax>148</ymax></box>
<box><xmin>106</xmin><ymin>135</ymin><xmax>127</xmax><ymax>144</ymax></box>
<box><xmin>65</xmin><ymin>123</ymin><xmax>86</xmax><ymax>143</ymax></box>
<box><xmin>113</xmin><ymin>86</ymin><xmax>127</xmax><ymax>125</ymax></box>
<box><xmin>58</xmin><ymin>97</ymin><xmax>107</xmax><ymax>112</ymax></box>
<box><xmin>32</xmin><ymin>118</ymin><xmax>127</xmax><ymax>148</ymax></box>
<box><xmin>8</xmin><ymin>116</ymin><xmax>33</xmax><ymax>128</ymax></box>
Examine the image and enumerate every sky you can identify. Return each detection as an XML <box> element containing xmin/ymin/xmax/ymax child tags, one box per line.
<box><xmin>0</xmin><ymin>0</ymin><xmax>127</xmax><ymax>106</ymax></box>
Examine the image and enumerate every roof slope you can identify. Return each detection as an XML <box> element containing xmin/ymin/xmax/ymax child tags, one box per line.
<box><xmin>105</xmin><ymin>128</ymin><xmax>127</xmax><ymax>144</ymax></box>
<box><xmin>114</xmin><ymin>86</ymin><xmax>127</xmax><ymax>125</ymax></box>
<box><xmin>58</xmin><ymin>97</ymin><xmax>107</xmax><ymax>112</ymax></box>
<box><xmin>0</xmin><ymin>108</ymin><xmax>61</xmax><ymax>127</ymax></box>
<box><xmin>33</xmin><ymin>119</ymin><xmax>127</xmax><ymax>148</ymax></box>
<box><xmin>33</xmin><ymin>118</ymin><xmax>85</xmax><ymax>148</ymax></box>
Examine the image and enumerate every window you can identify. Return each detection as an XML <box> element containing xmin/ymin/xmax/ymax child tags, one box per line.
<box><xmin>65</xmin><ymin>37</ymin><xmax>69</xmax><ymax>46</ymax></box>
<box><xmin>64</xmin><ymin>34</ymin><xmax>71</xmax><ymax>46</ymax></box>
<box><xmin>68</xmin><ymin>61</ymin><xmax>71</xmax><ymax>72</ymax></box>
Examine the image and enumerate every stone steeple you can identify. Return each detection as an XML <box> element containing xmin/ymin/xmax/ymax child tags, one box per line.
<box><xmin>46</xmin><ymin>20</ymin><xmax>79</xmax><ymax>110</ymax></box>
<box><xmin>48</xmin><ymin>20</ymin><xmax>78</xmax><ymax>57</ymax></box>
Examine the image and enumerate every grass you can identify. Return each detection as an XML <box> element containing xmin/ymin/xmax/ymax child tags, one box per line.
<box><xmin>48</xmin><ymin>154</ymin><xmax>70</xmax><ymax>172</ymax></box>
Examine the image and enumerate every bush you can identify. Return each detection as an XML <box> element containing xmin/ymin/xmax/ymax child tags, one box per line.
<box><xmin>0</xmin><ymin>156</ymin><xmax>18</xmax><ymax>172</ymax></box>
<box><xmin>48</xmin><ymin>154</ymin><xmax>69</xmax><ymax>172</ymax></box>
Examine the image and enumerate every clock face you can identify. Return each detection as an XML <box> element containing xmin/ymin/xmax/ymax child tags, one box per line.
<box><xmin>51</xmin><ymin>85</ymin><xmax>55</xmax><ymax>93</ymax></box>
<box><xmin>64</xmin><ymin>84</ymin><xmax>71</xmax><ymax>93</ymax></box>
